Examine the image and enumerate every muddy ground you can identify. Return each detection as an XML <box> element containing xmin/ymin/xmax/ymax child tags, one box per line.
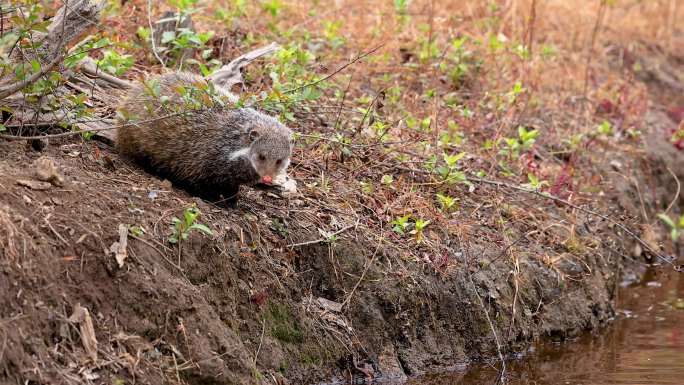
<box><xmin>1</xmin><ymin>44</ymin><xmax>684</xmax><ymax>385</ymax></box>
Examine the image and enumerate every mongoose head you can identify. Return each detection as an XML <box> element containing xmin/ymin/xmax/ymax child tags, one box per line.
<box><xmin>247</xmin><ymin>124</ymin><xmax>293</xmax><ymax>185</ymax></box>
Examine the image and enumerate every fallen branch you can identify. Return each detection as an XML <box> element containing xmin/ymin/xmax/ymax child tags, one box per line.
<box><xmin>0</xmin><ymin>51</ymin><xmax>65</xmax><ymax>100</ymax></box>
<box><xmin>79</xmin><ymin>57</ymin><xmax>133</xmax><ymax>89</ymax></box>
<box><xmin>208</xmin><ymin>42</ymin><xmax>280</xmax><ymax>89</ymax></box>
<box><xmin>0</xmin><ymin>112</ymin><xmax>188</xmax><ymax>141</ymax></box>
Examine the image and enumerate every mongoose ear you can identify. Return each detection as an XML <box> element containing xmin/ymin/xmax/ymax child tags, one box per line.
<box><xmin>249</xmin><ymin>129</ymin><xmax>260</xmax><ymax>141</ymax></box>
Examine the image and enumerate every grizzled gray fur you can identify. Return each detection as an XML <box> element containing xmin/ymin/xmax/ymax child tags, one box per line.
<box><xmin>117</xmin><ymin>72</ymin><xmax>293</xmax><ymax>206</ymax></box>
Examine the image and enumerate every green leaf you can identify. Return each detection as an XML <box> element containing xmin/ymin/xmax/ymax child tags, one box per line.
<box><xmin>443</xmin><ymin>151</ymin><xmax>466</xmax><ymax>166</ymax></box>
<box><xmin>658</xmin><ymin>213</ymin><xmax>676</xmax><ymax>229</ymax></box>
<box><xmin>183</xmin><ymin>207</ymin><xmax>199</xmax><ymax>225</ymax></box>
<box><xmin>129</xmin><ymin>225</ymin><xmax>145</xmax><ymax>237</ymax></box>
<box><xmin>161</xmin><ymin>31</ymin><xmax>176</xmax><ymax>44</ymax></box>
<box><xmin>33</xmin><ymin>20</ymin><xmax>51</xmax><ymax>33</ymax></box>
<box><xmin>137</xmin><ymin>26</ymin><xmax>151</xmax><ymax>40</ymax></box>
<box><xmin>189</xmin><ymin>223</ymin><xmax>212</xmax><ymax>235</ymax></box>
<box><xmin>30</xmin><ymin>59</ymin><xmax>41</xmax><ymax>73</ymax></box>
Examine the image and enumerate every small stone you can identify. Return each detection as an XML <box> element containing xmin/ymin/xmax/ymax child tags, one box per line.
<box><xmin>33</xmin><ymin>156</ymin><xmax>65</xmax><ymax>187</ymax></box>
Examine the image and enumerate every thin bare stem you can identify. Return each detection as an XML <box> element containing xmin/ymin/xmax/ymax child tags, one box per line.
<box><xmin>283</xmin><ymin>43</ymin><xmax>384</xmax><ymax>95</ymax></box>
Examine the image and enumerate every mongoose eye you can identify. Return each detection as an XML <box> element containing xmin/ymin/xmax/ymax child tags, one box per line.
<box><xmin>258</xmin><ymin>154</ymin><xmax>266</xmax><ymax>161</ymax></box>
<box><xmin>275</xmin><ymin>159</ymin><xmax>282</xmax><ymax>165</ymax></box>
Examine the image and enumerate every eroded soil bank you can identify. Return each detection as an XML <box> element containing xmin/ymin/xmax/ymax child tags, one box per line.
<box><xmin>0</xmin><ymin>137</ymin><xmax>622</xmax><ymax>385</ymax></box>
<box><xmin>3</xmin><ymin>74</ymin><xmax>683</xmax><ymax>385</ymax></box>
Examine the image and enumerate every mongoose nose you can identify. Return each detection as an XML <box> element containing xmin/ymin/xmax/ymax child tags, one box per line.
<box><xmin>261</xmin><ymin>175</ymin><xmax>273</xmax><ymax>184</ymax></box>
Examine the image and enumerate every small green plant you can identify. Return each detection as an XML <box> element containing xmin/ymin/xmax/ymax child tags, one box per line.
<box><xmin>435</xmin><ymin>152</ymin><xmax>468</xmax><ymax>184</ymax></box>
<box><xmin>507</xmin><ymin>81</ymin><xmax>525</xmax><ymax>104</ymax></box>
<box><xmin>596</xmin><ymin>120</ymin><xmax>613</xmax><ymax>136</ymax></box>
<box><xmin>658</xmin><ymin>213</ymin><xmax>684</xmax><ymax>242</ymax></box>
<box><xmin>135</xmin><ymin>0</ymin><xmax>215</xmax><ymax>69</ymax></box>
<box><xmin>417</xmin><ymin>37</ymin><xmax>440</xmax><ymax>63</ymax></box>
<box><xmin>322</xmin><ymin>20</ymin><xmax>345</xmax><ymax>49</ymax></box>
<box><xmin>128</xmin><ymin>225</ymin><xmax>146</xmax><ymax>237</ymax></box>
<box><xmin>214</xmin><ymin>0</ymin><xmax>247</xmax><ymax>24</ymax></box>
<box><xmin>436</xmin><ymin>193</ymin><xmax>457</xmax><ymax>213</ymax></box>
<box><xmin>159</xmin><ymin>28</ymin><xmax>214</xmax><ymax>63</ymax></box>
<box><xmin>256</xmin><ymin>43</ymin><xmax>321</xmax><ymax>121</ymax></box>
<box><xmin>541</xmin><ymin>44</ymin><xmax>557</xmax><ymax>59</ymax></box>
<box><xmin>360</xmin><ymin>180</ymin><xmax>374</xmax><ymax>194</ymax></box>
<box><xmin>262</xmin><ymin>0</ymin><xmax>285</xmax><ymax>17</ymax></box>
<box><xmin>391</xmin><ymin>214</ymin><xmax>412</xmax><ymax>235</ymax></box>
<box><xmin>394</xmin><ymin>0</ymin><xmax>411</xmax><ymax>26</ymax></box>
<box><xmin>168</xmin><ymin>205</ymin><xmax>212</xmax><ymax>244</ymax></box>
<box><xmin>444</xmin><ymin>36</ymin><xmax>481</xmax><ymax>86</ymax></box>
<box><xmin>438</xmin><ymin>120</ymin><xmax>465</xmax><ymax>148</ymax></box>
<box><xmin>64</xmin><ymin>37</ymin><xmax>111</xmax><ymax>68</ymax></box>
<box><xmin>394</xmin><ymin>0</ymin><xmax>410</xmax><ymax>14</ymax></box>
<box><xmin>97</xmin><ymin>49</ymin><xmax>134</xmax><ymax>76</ymax></box>
<box><xmin>499</xmin><ymin>126</ymin><xmax>539</xmax><ymax>159</ymax></box>
<box><xmin>419</xmin><ymin>117</ymin><xmax>432</xmax><ymax>132</ymax></box>
<box><xmin>410</xmin><ymin>218</ymin><xmax>430</xmax><ymax>242</ymax></box>
<box><xmin>270</xmin><ymin>218</ymin><xmax>289</xmax><ymax>237</ymax></box>
<box><xmin>381</xmin><ymin>174</ymin><xmax>394</xmax><ymax>185</ymax></box>
<box><xmin>523</xmin><ymin>173</ymin><xmax>548</xmax><ymax>190</ymax></box>
<box><xmin>564</xmin><ymin>133</ymin><xmax>584</xmax><ymax>151</ymax></box>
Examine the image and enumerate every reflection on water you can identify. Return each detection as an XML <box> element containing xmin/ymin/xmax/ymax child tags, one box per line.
<box><xmin>404</xmin><ymin>267</ymin><xmax>684</xmax><ymax>385</ymax></box>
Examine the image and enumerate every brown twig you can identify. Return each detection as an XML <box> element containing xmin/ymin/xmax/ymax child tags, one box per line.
<box><xmin>253</xmin><ymin>318</ymin><xmax>266</xmax><ymax>366</ymax></box>
<box><xmin>664</xmin><ymin>166</ymin><xmax>681</xmax><ymax>215</ymax></box>
<box><xmin>354</xmin><ymin>87</ymin><xmax>387</xmax><ymax>137</ymax></box>
<box><xmin>147</xmin><ymin>0</ymin><xmax>166</xmax><ymax>67</ymax></box>
<box><xmin>287</xmin><ymin>220</ymin><xmax>359</xmax><ymax>248</ymax></box>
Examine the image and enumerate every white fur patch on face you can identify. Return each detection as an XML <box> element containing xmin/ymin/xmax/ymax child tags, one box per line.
<box><xmin>228</xmin><ymin>147</ymin><xmax>251</xmax><ymax>161</ymax></box>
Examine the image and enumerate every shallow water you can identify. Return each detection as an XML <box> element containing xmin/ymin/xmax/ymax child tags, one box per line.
<box><xmin>403</xmin><ymin>267</ymin><xmax>684</xmax><ymax>385</ymax></box>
